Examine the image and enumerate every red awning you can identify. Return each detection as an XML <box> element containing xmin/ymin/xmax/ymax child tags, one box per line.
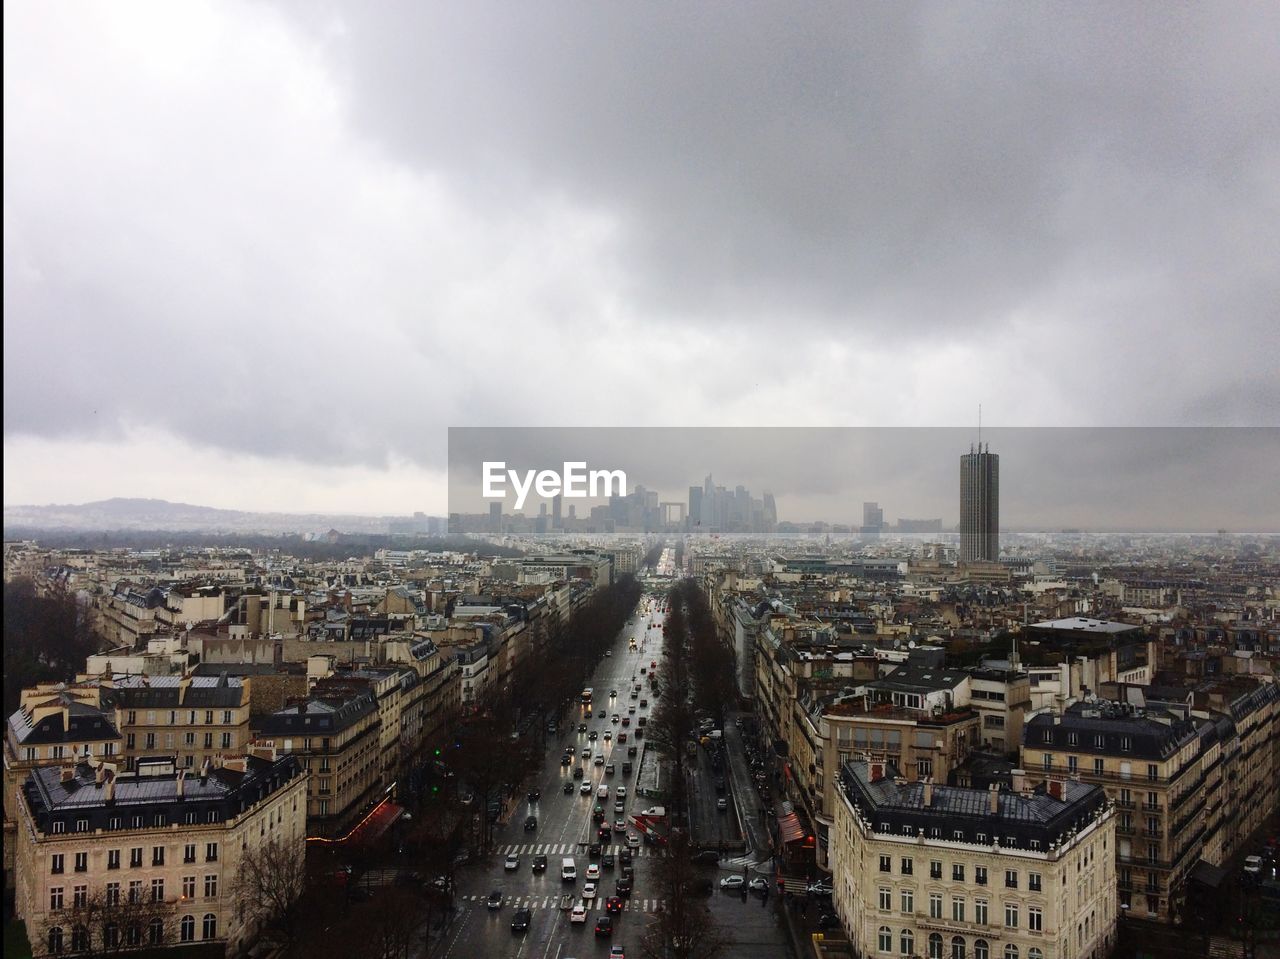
<box><xmin>778</xmin><ymin>811</ymin><xmax>805</xmax><ymax>844</ymax></box>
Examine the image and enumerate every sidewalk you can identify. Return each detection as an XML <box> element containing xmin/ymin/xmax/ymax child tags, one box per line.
<box><xmin>724</xmin><ymin>710</ymin><xmax>772</xmax><ymax>866</ymax></box>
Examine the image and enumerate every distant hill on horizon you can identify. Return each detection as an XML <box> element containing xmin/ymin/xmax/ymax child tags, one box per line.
<box><xmin>3</xmin><ymin>497</ymin><xmax>442</xmax><ymax>536</ymax></box>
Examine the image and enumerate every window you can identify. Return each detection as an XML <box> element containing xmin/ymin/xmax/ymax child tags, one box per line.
<box><xmin>880</xmin><ymin>927</ymin><xmax>893</xmax><ymax>952</ymax></box>
<box><xmin>48</xmin><ymin>927</ymin><xmax>63</xmax><ymax>954</ymax></box>
<box><xmin>126</xmin><ymin>734</ymin><xmax>136</xmax><ymax>750</ymax></box>
<box><xmin>930</xmin><ymin>893</ymin><xmax>943</xmax><ymax>919</ymax></box>
<box><xmin>1004</xmin><ymin>903</ymin><xmax>1018</xmax><ymax>928</ymax></box>
<box><xmin>204</xmin><ymin>733</ymin><xmax>214</xmax><ymax>749</ymax></box>
<box><xmin>975</xmin><ymin>898</ymin><xmax>988</xmax><ymax>924</ymax></box>
<box><xmin>1067</xmin><ymin>732</ymin><xmax>1078</xmax><ymax>745</ymax></box>
<box><xmin>128</xmin><ymin>880</ymin><xmax>143</xmax><ymax>903</ymax></box>
<box><xmin>205</xmin><ymin>842</ymin><xmax>218</xmax><ymax>862</ymax></box>
<box><xmin>180</xmin><ymin>916</ymin><xmax>195</xmax><ymax>943</ymax></box>
<box><xmin>1147</xmin><ymin>764</ymin><xmax>1158</xmax><ymax>781</ymax></box>
<box><xmin>130</xmin><ymin>847</ymin><xmax>143</xmax><ymax>868</ymax></box>
<box><xmin>1004</xmin><ymin>947</ymin><xmax>1018</xmax><ymax>959</ymax></box>
<box><xmin>152</xmin><ymin>878</ymin><xmax>165</xmax><ymax>902</ymax></box>
<box><xmin>51</xmin><ymin>854</ymin><xmax>65</xmax><ymax>875</ymax></box>
<box><xmin>901</xmin><ymin>857</ymin><xmax>913</xmax><ymax>876</ymax></box>
<box><xmin>182</xmin><ymin>876</ymin><xmax>196</xmax><ymax>899</ymax></box>
<box><xmin>223</xmin><ymin>710</ymin><xmax>233</xmax><ymax>724</ymax></box>
<box><xmin>879</xmin><ymin>888</ymin><xmax>892</xmax><ymax>911</ymax></box>
<box><xmin>1120</xmin><ymin>736</ymin><xmax>1132</xmax><ymax>751</ymax></box>
<box><xmin>976</xmin><ymin>833</ymin><xmax>987</xmax><ymax>845</ymax></box>
<box><xmin>202</xmin><ymin>914</ymin><xmax>218</xmax><ymax>940</ymax></box>
<box><xmin>1043</xmin><ymin>753</ymin><xmax>1052</xmax><ymax>770</ymax></box>
<box><xmin>152</xmin><ymin>846</ymin><xmax>165</xmax><ymax>866</ymax></box>
<box><xmin>901</xmin><ymin>889</ymin><xmax>914</xmax><ymax>914</ymax></box>
<box><xmin>108</xmin><ymin>816</ymin><xmax>121</xmax><ymax>831</ymax></box>
<box><xmin>1094</xmin><ymin>758</ymin><xmax>1104</xmax><ymax>775</ymax></box>
<box><xmin>184</xmin><ymin>732</ymin><xmax>195</xmax><ymax>746</ymax></box>
<box><xmin>184</xmin><ymin>844</ymin><xmax>196</xmax><ymax>864</ymax></box>
<box><xmin>974</xmin><ymin>941</ymin><xmax>990</xmax><ymax>959</ymax></box>
<box><xmin>929</xmin><ymin>932</ymin><xmax>944</xmax><ymax>959</ymax></box>
<box><xmin>918</xmin><ymin>759</ymin><xmax>933</xmax><ymax>777</ymax></box>
<box><xmin>931</xmin><ymin>860</ymin><xmax>943</xmax><ymax>880</ymax></box>
<box><xmin>205</xmin><ymin>711</ymin><xmax>214</xmax><ymax>725</ymax></box>
<box><xmin>204</xmin><ymin>875</ymin><xmax>218</xmax><ymax>898</ymax></box>
<box><xmin>71</xmin><ymin>926</ymin><xmax>89</xmax><ymax>951</ymax></box>
<box><xmin>106</xmin><ymin>883</ymin><xmax>120</xmax><ymax>907</ymax></box>
<box><xmin>1028</xmin><ymin>872</ymin><xmax>1042</xmax><ymax>892</ymax></box>
<box><xmin>73</xmin><ymin>885</ymin><xmax>87</xmax><ymax>909</ymax></box>
<box><xmin>75</xmin><ymin>818</ymin><xmax>89</xmax><ymax>833</ymax></box>
<box><xmin>145</xmin><ymin>733</ymin><xmax>156</xmax><ymax>749</ymax></box>
<box><xmin>901</xmin><ymin>930</ymin><xmax>915</xmax><ymax>956</ymax></box>
<box><xmin>953</xmin><ymin>864</ymin><xmax>965</xmax><ymax>881</ymax></box>
<box><xmin>879</xmin><ymin>855</ymin><xmax>892</xmax><ymax>873</ymax></box>
<box><xmin>50</xmin><ymin>887</ymin><xmax>64</xmax><ymax>910</ymax></box>
<box><xmin>221</xmin><ymin>732</ymin><xmax>232</xmax><ymax>749</ymax></box>
<box><xmin>953</xmin><ymin>897</ymin><xmax>966</xmax><ymax>922</ymax></box>
<box><xmin>1028</xmin><ymin>951</ymin><xmax>1043</xmax><ymax>959</ymax></box>
<box><xmin>1068</xmin><ymin>755</ymin><xmax>1078</xmax><ymax>773</ymax></box>
<box><xmin>149</xmin><ymin>918</ymin><xmax>164</xmax><ymax>946</ymax></box>
<box><xmin>1005</xmin><ymin>869</ymin><xmax>1018</xmax><ymax>889</ymax></box>
<box><xmin>1029</xmin><ymin>907</ymin><xmax>1042</xmax><ymax>932</ymax></box>
<box><xmin>975</xmin><ymin>866</ymin><xmax>987</xmax><ymax>886</ymax></box>
<box><xmin>952</xmin><ymin>936</ymin><xmax>967</xmax><ymax>959</ymax></box>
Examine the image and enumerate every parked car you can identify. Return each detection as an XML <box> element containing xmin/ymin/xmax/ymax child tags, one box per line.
<box><xmin>720</xmin><ymin>875</ymin><xmax>745</xmax><ymax>890</ymax></box>
<box><xmin>748</xmin><ymin>877</ymin><xmax>769</xmax><ymax>893</ymax></box>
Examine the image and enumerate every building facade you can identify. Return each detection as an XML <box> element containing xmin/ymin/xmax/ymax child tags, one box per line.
<box><xmin>960</xmin><ymin>446</ymin><xmax>999</xmax><ymax>563</ymax></box>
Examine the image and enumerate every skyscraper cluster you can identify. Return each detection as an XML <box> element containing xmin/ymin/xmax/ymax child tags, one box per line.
<box><xmin>687</xmin><ymin>475</ymin><xmax>777</xmax><ymax>533</ymax></box>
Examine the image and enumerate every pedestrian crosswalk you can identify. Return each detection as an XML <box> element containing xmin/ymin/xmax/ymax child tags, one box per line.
<box><xmin>495</xmin><ymin>842</ymin><xmax>661</xmax><ymax>858</ymax></box>
<box><xmin>461</xmin><ymin>894</ymin><xmax>666</xmax><ymax>912</ymax></box>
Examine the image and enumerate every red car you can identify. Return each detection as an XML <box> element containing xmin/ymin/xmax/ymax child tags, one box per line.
<box><xmin>605</xmin><ymin>896</ymin><xmax>623</xmax><ymax>915</ymax></box>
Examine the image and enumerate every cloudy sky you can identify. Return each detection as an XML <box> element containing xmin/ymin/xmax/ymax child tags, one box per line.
<box><xmin>5</xmin><ymin>2</ymin><xmax>1278</xmax><ymax>516</ymax></box>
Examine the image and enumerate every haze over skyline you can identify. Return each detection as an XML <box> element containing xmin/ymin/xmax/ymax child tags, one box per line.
<box><xmin>6</xmin><ymin>2</ymin><xmax>1279</xmax><ymax>516</ymax></box>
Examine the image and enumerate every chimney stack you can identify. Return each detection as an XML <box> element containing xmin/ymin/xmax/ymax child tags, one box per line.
<box><xmin>870</xmin><ymin>761</ymin><xmax>885</xmax><ymax>782</ymax></box>
<box><xmin>1048</xmin><ymin>779</ymin><xmax>1065</xmax><ymax>800</ymax></box>
<box><xmin>989</xmin><ymin>783</ymin><xmax>1000</xmax><ymax>814</ymax></box>
<box><xmin>60</xmin><ymin>765</ymin><xmax>76</xmax><ymax>784</ymax></box>
<box><xmin>1010</xmin><ymin>769</ymin><xmax>1028</xmax><ymax>795</ymax></box>
<box><xmin>176</xmin><ymin>769</ymin><xmax>185</xmax><ymax>798</ymax></box>
<box><xmin>95</xmin><ymin>764</ymin><xmax>107</xmax><ymax>786</ymax></box>
<box><xmin>103</xmin><ymin>771</ymin><xmax>116</xmax><ymax>804</ymax></box>
<box><xmin>922</xmin><ymin>777</ymin><xmax>934</xmax><ymax>807</ymax></box>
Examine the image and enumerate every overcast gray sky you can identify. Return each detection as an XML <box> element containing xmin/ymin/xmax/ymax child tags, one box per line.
<box><xmin>5</xmin><ymin>2</ymin><xmax>1278</xmax><ymax>515</ymax></box>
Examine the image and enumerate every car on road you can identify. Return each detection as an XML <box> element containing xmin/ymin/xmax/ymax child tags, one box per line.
<box><xmin>524</xmin><ymin>816</ymin><xmax>538</xmax><ymax>832</ymax></box>
<box><xmin>505</xmin><ymin>854</ymin><xmax>519</xmax><ymax>870</ymax></box>
<box><xmin>616</xmin><ymin>877</ymin><xmax>632</xmax><ymax>897</ymax></box>
<box><xmin>586</xmin><ymin>863</ymin><xmax>601</xmax><ymax>880</ymax></box>
<box><xmin>716</xmin><ymin>798</ymin><xmax>728</xmax><ymax>812</ymax></box>
<box><xmin>580</xmin><ymin>782</ymin><xmax>592</xmax><ymax>794</ymax></box>
<box><xmin>594</xmin><ymin>756</ymin><xmax>605</xmax><ymax>766</ymax></box>
<box><xmin>627</xmin><ymin>746</ymin><xmax>638</xmax><ymax>756</ymax></box>
<box><xmin>605</xmin><ymin>651</ymin><xmax>612</xmax><ymax>658</ymax></box>
<box><xmin>614</xmin><ymin>800</ymin><xmax>625</xmax><ymax>813</ymax></box>
<box><xmin>611</xmin><ymin>714</ymin><xmax>620</xmax><ymax>723</ymax></box>
<box><xmin>690</xmin><ymin>850</ymin><xmax>720</xmax><ymax>865</ymax></box>
<box><xmin>487</xmin><ymin>889</ymin><xmax>503</xmax><ymax>909</ymax></box>
<box><xmin>570</xmin><ymin>903</ymin><xmax>588</xmax><ymax>923</ymax></box>
<box><xmin>620</xmin><ymin>848</ymin><xmax>633</xmax><ymax>864</ymax></box>
<box><xmin>589</xmin><ymin>843</ymin><xmax>602</xmax><ymax>857</ymax></box>
<box><xmin>748</xmin><ymin>877</ymin><xmax>769</xmax><ymax>893</ymax></box>
<box><xmin>597</xmin><ymin>710</ymin><xmax>606</xmax><ymax>718</ymax></box>
<box><xmin>640</xmin><ymin>700</ymin><xmax>648</xmax><ymax>708</ymax></box>
<box><xmin>816</xmin><ymin>912</ymin><xmax>841</xmax><ymax>930</ymax></box>
<box><xmin>533</xmin><ymin>855</ymin><xmax>547</xmax><ymax>873</ymax></box>
<box><xmin>563</xmin><ymin>781</ymin><xmax>575</xmax><ymax>794</ymax></box>
<box><xmin>616</xmin><ymin>786</ymin><xmax>627</xmax><ymax>797</ymax></box>
<box><xmin>808</xmin><ymin>880</ymin><xmax>834</xmax><ymax>897</ymax></box>
<box><xmin>610</xmin><ymin>689</ymin><xmax>617</xmax><ymax>697</ymax></box>
<box><xmin>606</xmin><ymin>762</ymin><xmax>616</xmax><ymax>775</ymax></box>
<box><xmin>588</xmin><ymin>731</ymin><xmax>598</xmax><ymax>740</ymax></box>
<box><xmin>561</xmin><ymin>755</ymin><xmax>572</xmax><ymax>766</ymax></box>
<box><xmin>528</xmin><ymin>789</ymin><xmax>540</xmax><ymax>801</ymax></box>
<box><xmin>609</xmin><ymin>946</ymin><xmax>626</xmax><ymax>959</ymax></box>
<box><xmin>573</xmin><ymin>766</ymin><xmax>584</xmax><ymax>779</ymax></box>
<box><xmin>626</xmin><ymin>834</ymin><xmax>641</xmax><ymax>848</ymax></box>
<box><xmin>614</xmin><ymin>819</ymin><xmax>627</xmax><ymax>832</ymax></box>
<box><xmin>579</xmin><ymin>723</ymin><xmax>588</xmax><ymax>732</ymax></box>
<box><xmin>582</xmin><ymin>882</ymin><xmax>597</xmax><ymax>900</ymax></box>
<box><xmin>605</xmin><ymin>895</ymin><xmax>623</xmax><ymax>915</ymax></box>
<box><xmin>595</xmin><ymin>916</ymin><xmax>614</xmax><ymax>937</ymax></box>
<box><xmin>1244</xmin><ymin>855</ymin><xmax>1264</xmax><ymax>875</ymax></box>
<box><xmin>604</xmin><ymin>731</ymin><xmax>612</xmax><ymax>740</ymax></box>
<box><xmin>511</xmin><ymin>909</ymin><xmax>531</xmax><ymax>932</ymax></box>
<box><xmin>602</xmin><ymin>852</ymin><xmax>615</xmax><ymax>868</ymax></box>
<box><xmin>720</xmin><ymin>876</ymin><xmax>745</xmax><ymax>890</ymax></box>
<box><xmin>598</xmin><ymin>825</ymin><xmax>612</xmax><ymax>842</ymax></box>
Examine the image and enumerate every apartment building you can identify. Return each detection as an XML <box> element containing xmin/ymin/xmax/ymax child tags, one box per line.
<box><xmin>253</xmin><ymin>689</ymin><xmax>380</xmax><ymax>838</ymax></box>
<box><xmin>13</xmin><ymin>748</ymin><xmax>305</xmax><ymax>958</ymax></box>
<box><xmin>100</xmin><ymin>674</ymin><xmax>251</xmax><ymax>772</ymax></box>
<box><xmin>1021</xmin><ymin>701</ymin><xmax>1217</xmax><ymax>922</ymax></box>
<box><xmin>831</xmin><ymin>760</ymin><xmax>1116</xmax><ymax>959</ymax></box>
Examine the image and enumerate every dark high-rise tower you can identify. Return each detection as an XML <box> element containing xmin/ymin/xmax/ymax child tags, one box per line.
<box><xmin>960</xmin><ymin>444</ymin><xmax>999</xmax><ymax>562</ymax></box>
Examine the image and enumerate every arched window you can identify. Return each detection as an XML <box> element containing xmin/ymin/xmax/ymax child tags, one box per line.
<box><xmin>952</xmin><ymin>935</ymin><xmax>967</xmax><ymax>959</ymax></box>
<box><xmin>1004</xmin><ymin>945</ymin><xmax>1019</xmax><ymax>959</ymax></box>
<box><xmin>202</xmin><ymin>913</ymin><xmax>218</xmax><ymax>940</ymax></box>
<box><xmin>149</xmin><ymin>917</ymin><xmax>165</xmax><ymax>945</ymax></box>
<box><xmin>930</xmin><ymin>932</ymin><xmax>944</xmax><ymax>959</ymax></box>
<box><xmin>71</xmin><ymin>926</ymin><xmax>89</xmax><ymax>951</ymax></box>
<box><xmin>47</xmin><ymin>927</ymin><xmax>64</xmax><ymax>954</ymax></box>
<box><xmin>1028</xmin><ymin>950</ymin><xmax>1043</xmax><ymax>959</ymax></box>
<box><xmin>974</xmin><ymin>940</ymin><xmax>990</xmax><ymax>959</ymax></box>
<box><xmin>180</xmin><ymin>915</ymin><xmax>195</xmax><ymax>943</ymax></box>
<box><xmin>901</xmin><ymin>929</ymin><xmax>915</xmax><ymax>956</ymax></box>
<box><xmin>879</xmin><ymin>926</ymin><xmax>893</xmax><ymax>952</ymax></box>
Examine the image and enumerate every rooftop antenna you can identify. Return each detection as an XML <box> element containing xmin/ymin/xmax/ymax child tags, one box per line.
<box><xmin>978</xmin><ymin>404</ymin><xmax>982</xmax><ymax>451</ymax></box>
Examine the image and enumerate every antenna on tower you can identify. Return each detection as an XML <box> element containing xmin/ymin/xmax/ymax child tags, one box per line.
<box><xmin>978</xmin><ymin>403</ymin><xmax>982</xmax><ymax>450</ymax></box>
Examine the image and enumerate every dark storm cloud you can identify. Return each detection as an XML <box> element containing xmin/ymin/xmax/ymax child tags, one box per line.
<box><xmin>4</xmin><ymin>2</ymin><xmax>1278</xmax><ymax>512</ymax></box>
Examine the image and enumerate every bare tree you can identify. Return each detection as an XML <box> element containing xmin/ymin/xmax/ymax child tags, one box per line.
<box><xmin>236</xmin><ymin>837</ymin><xmax>308</xmax><ymax>955</ymax></box>
<box><xmin>55</xmin><ymin>887</ymin><xmax>174</xmax><ymax>958</ymax></box>
<box><xmin>640</xmin><ymin>833</ymin><xmax>732</xmax><ymax>959</ymax></box>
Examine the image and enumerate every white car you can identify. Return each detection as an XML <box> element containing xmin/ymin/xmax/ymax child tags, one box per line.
<box><xmin>505</xmin><ymin>854</ymin><xmax>519</xmax><ymax>871</ymax></box>
<box><xmin>582</xmin><ymin>882</ymin><xmax>597</xmax><ymax>900</ymax></box>
<box><xmin>720</xmin><ymin>875</ymin><xmax>745</xmax><ymax>890</ymax></box>
<box><xmin>580</xmin><ymin>782</ymin><xmax>593</xmax><ymax>795</ymax></box>
<box><xmin>1244</xmin><ymin>855</ymin><xmax>1264</xmax><ymax>875</ymax></box>
<box><xmin>626</xmin><ymin>834</ymin><xmax>641</xmax><ymax>848</ymax></box>
<box><xmin>616</xmin><ymin>786</ymin><xmax>627</xmax><ymax>797</ymax></box>
<box><xmin>614</xmin><ymin>801</ymin><xmax>625</xmax><ymax>813</ymax></box>
<box><xmin>570</xmin><ymin>903</ymin><xmax>588</xmax><ymax>923</ymax></box>
<box><xmin>586</xmin><ymin>863</ymin><xmax>601</xmax><ymax>880</ymax></box>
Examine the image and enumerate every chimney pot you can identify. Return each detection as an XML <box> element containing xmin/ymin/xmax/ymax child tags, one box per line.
<box><xmin>989</xmin><ymin>783</ymin><xmax>1000</xmax><ymax>814</ymax></box>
